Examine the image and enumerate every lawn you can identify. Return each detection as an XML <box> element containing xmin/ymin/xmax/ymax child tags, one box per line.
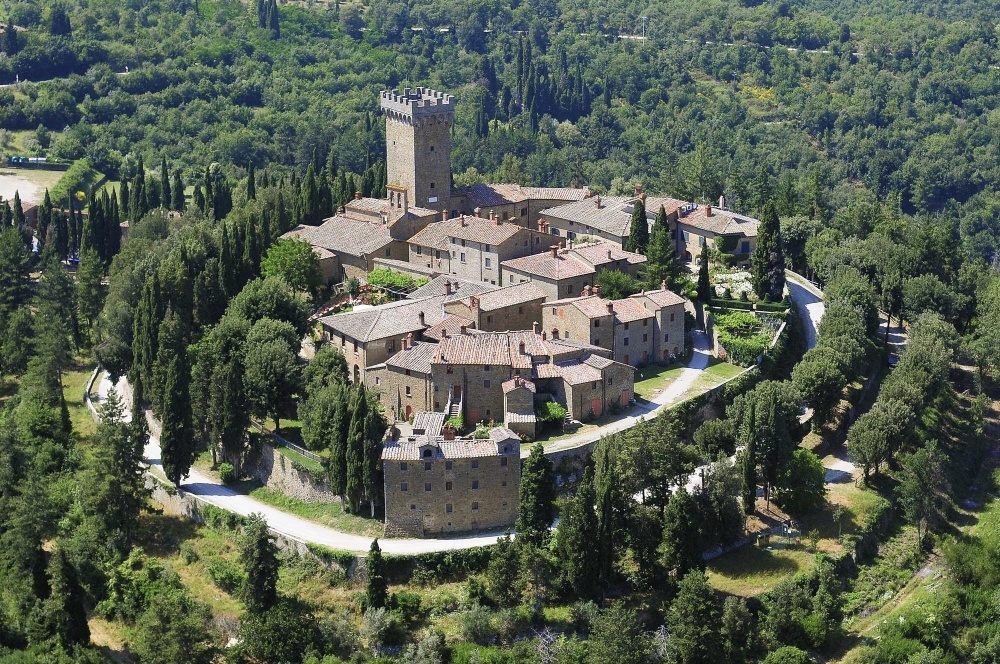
<box><xmin>276</xmin><ymin>444</ymin><xmax>326</xmax><ymax>474</ymax></box>
<box><xmin>707</xmin><ymin>543</ymin><xmax>818</xmax><ymax>597</ymax></box>
<box><xmin>633</xmin><ymin>362</ymin><xmax>687</xmax><ymax>400</ymax></box>
<box><xmin>63</xmin><ymin>358</ymin><xmax>98</xmax><ymax>437</ymax></box>
<box><xmin>247</xmin><ymin>485</ymin><xmax>384</xmax><ymax>537</ymax></box>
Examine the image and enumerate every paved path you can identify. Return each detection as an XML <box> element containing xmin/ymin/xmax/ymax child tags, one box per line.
<box><xmin>538</xmin><ymin>329</ymin><xmax>714</xmax><ymax>456</ymax></box>
<box><xmin>786</xmin><ymin>271</ymin><xmax>824</xmax><ymax>351</ymax></box>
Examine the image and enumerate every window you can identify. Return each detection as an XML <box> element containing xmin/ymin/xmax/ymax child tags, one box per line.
<box><xmin>503</xmin><ymin>212</ymin><xmax>509</xmax><ymax>220</ymax></box>
<box><xmin>410</xmin><ymin>504</ymin><xmax>416</xmax><ymax>510</ymax></box>
<box><xmin>446</xmin><ymin>481</ymin><xmax>453</xmax><ymax>490</ymax></box>
<box><xmin>594</xmin><ymin>320</ymin><xmax>600</xmax><ymax>328</ymax></box>
<box><xmin>484</xmin><ymin>244</ymin><xmax>491</xmax><ymax>252</ymax></box>
<box><xmin>741</xmin><ymin>241</ymin><xmax>750</xmax><ymax>253</ymax></box>
<box><xmin>683</xmin><ymin>231</ymin><xmax>690</xmax><ymax>242</ymax></box>
<box><xmin>405</xmin><ymin>386</ymin><xmax>411</xmax><ymax>396</ymax></box>
<box><xmin>699</xmin><ymin>236</ymin><xmax>705</xmax><ymax>247</ymax></box>
<box><xmin>643</xmin><ymin>319</ymin><xmax>648</xmax><ymax>327</ymax></box>
<box><xmin>385</xmin><ymin>248</ymin><xmax>391</xmax><ymax>257</ymax></box>
<box><xmin>509</xmin><ymin>275</ymin><xmax>515</xmax><ymax>283</ymax></box>
<box><xmin>472</xmin><ymin>480</ymin><xmax>480</xmax><ymax>489</ymax></box>
<box><xmin>423</xmin><ymin>449</ymin><xmax>433</xmax><ymax>458</ymax></box>
<box><xmin>624</xmin><ymin>322</ymin><xmax>630</xmax><ymax>330</ymax></box>
<box><xmin>472</xmin><ymin>502</ymin><xmax>479</xmax><ymax>511</ymax></box>
<box><xmin>471</xmin><ymin>460</ymin><xmax>479</xmax><ymax>469</ymax></box>
<box><xmin>591</xmin><ymin>381</ymin><xmax>597</xmax><ymax>389</ymax></box>
<box><xmin>461</xmin><ymin>239</ymin><xmax>466</xmax><ymax>247</ymax></box>
<box><xmin>520</xmin><ymin>207</ymin><xmax>527</xmax><ymax>216</ymax></box>
<box><xmin>434</xmin><ymin>401</ymin><xmax>440</xmax><ymax>409</ymax></box>
<box><xmin>664</xmin><ymin>333</ymin><xmax>670</xmax><ymax>342</ymax></box>
<box><xmin>564</xmin><ymin>330</ymin><xmax>569</xmax><ymax>339</ymax></box>
<box><xmin>416</xmin><ymin>246</ymin><xmax>422</xmax><ymax>255</ymax></box>
<box><xmin>405</xmin><ymin>369</ymin><xmax>411</xmax><ymax>376</ymax></box>
<box><xmin>670</xmin><ymin>313</ymin><xmax>675</xmax><ymax>322</ymax></box>
<box><xmin>446</xmin><ymin>503</ymin><xmax>453</xmax><ymax>513</ymax></box>
<box><xmin>609</xmin><ymin>377</ymin><xmax>614</xmax><ymax>385</ymax></box>
<box><xmin>568</xmin><ymin>231</ymin><xmax>577</xmax><ymax>240</ymax></box>
<box><xmin>446</xmin><ymin>460</ymin><xmax>453</xmax><ymax>470</ymax></box>
<box><xmin>567</xmin><ymin>284</ymin><xmax>574</xmax><ymax>295</ymax></box>
<box><xmin>487</xmin><ymin>315</ymin><xmax>493</xmax><ymax>323</ymax></box>
<box><xmin>400</xmin><ymin>462</ymin><xmax>408</xmax><ymax>471</ymax></box>
<box><xmin>624</xmin><ymin>338</ymin><xmax>630</xmax><ymax>346</ymax></box>
<box><xmin>484</xmin><ymin>380</ymin><xmax>491</xmax><ymax>389</ymax></box>
<box><xmin>447</xmin><ymin>366</ymin><xmax>454</xmax><ymax>374</ymax></box>
<box><xmin>401</xmin><ymin>482</ymin><xmax>408</xmax><ymax>492</ymax></box>
<box><xmin>502</xmin><ymin>480</ymin><xmax>507</xmax><ymax>486</ymax></box>
<box><xmin>484</xmin><ymin>365</ymin><xmax>491</xmax><ymax>371</ymax></box>
<box><xmin>424</xmin><ymin>462</ymin><xmax>432</xmax><ymax>471</ymax></box>
<box><xmin>460</xmin><ymin>252</ymin><xmax>466</xmax><ymax>263</ymax></box>
<box><xmin>375</xmin><ymin>377</ymin><xmax>381</xmax><ymax>385</ymax></box>
<box><xmin>551</xmin><ymin>228</ymin><xmax>560</xmax><ymax>236</ymax></box>
<box><xmin>643</xmin><ymin>334</ymin><xmax>648</xmax><ymax>342</ymax></box>
<box><xmin>425</xmin><ymin>483</ymin><xmax>432</xmax><ymax>492</ymax></box>
<box><xmin>485</xmin><ymin>257</ymin><xmax>492</xmax><ymax>268</ymax></box>
<box><xmin>518</xmin><ymin>306</ymin><xmax>523</xmax><ymax>314</ymax></box>
<box><xmin>430</xmin><ymin>145</ymin><xmax>435</xmax><ymax>152</ymax></box>
<box><xmin>430</xmin><ymin>182</ymin><xmax>435</xmax><ymax>189</ymax></box>
<box><xmin>501</xmin><ymin>456</ymin><xmax>508</xmax><ymax>467</ymax></box>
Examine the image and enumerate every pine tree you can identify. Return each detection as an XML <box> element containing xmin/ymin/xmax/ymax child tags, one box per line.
<box><xmin>365</xmin><ymin>539</ymin><xmax>388</xmax><ymax>610</ymax></box>
<box><xmin>171</xmin><ymin>170</ymin><xmax>185</xmax><ymax>211</ymax></box>
<box><xmin>160</xmin><ymin>352</ymin><xmax>195</xmax><ymax>486</ymax></box>
<box><xmin>239</xmin><ymin>513</ymin><xmax>279</xmax><ymax>613</ymax></box>
<box><xmin>160</xmin><ymin>157</ymin><xmax>171</xmax><ymax>210</ymax></box>
<box><xmin>555</xmin><ymin>465</ymin><xmax>599</xmax><ymax>599</ymax></box>
<box><xmin>515</xmin><ymin>444</ymin><xmax>556</xmax><ymax>546</ymax></box>
<box><xmin>625</xmin><ymin>197</ymin><xmax>648</xmax><ymax>254</ymax></box>
<box><xmin>697</xmin><ymin>243</ymin><xmax>711</xmax><ymax>301</ymax></box>
<box><xmin>345</xmin><ymin>388</ymin><xmax>367</xmax><ymax>512</ymax></box>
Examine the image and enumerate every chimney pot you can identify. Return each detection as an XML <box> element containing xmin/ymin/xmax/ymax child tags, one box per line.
<box><xmin>442</xmin><ymin>329</ymin><xmax>448</xmax><ymax>338</ymax></box>
<box><xmin>606</xmin><ymin>302</ymin><xmax>614</xmax><ymax>314</ymax></box>
<box><xmin>474</xmin><ymin>207</ymin><xmax>481</xmax><ymax>217</ymax></box>
<box><xmin>607</xmin><ymin>249</ymin><xmax>613</xmax><ymax>260</ymax></box>
<box><xmin>406</xmin><ymin>332</ymin><xmax>414</xmax><ymax>348</ymax></box>
<box><xmin>418</xmin><ymin>311</ymin><xmax>425</xmax><ymax>326</ymax></box>
<box><xmin>583</xmin><ymin>284</ymin><xmax>591</xmax><ymax>296</ymax></box>
<box><xmin>354</xmin><ymin>191</ymin><xmax>362</xmax><ymax>200</ymax></box>
<box><xmin>532</xmin><ymin>321</ymin><xmax>539</xmax><ymax>334</ymax></box>
<box><xmin>461</xmin><ymin>216</ymin><xmax>467</xmax><ymax>227</ymax></box>
<box><xmin>584</xmin><ymin>188</ymin><xmax>592</xmax><ymax>198</ymax></box>
<box><xmin>594</xmin><ymin>195</ymin><xmax>602</xmax><ymax>209</ymax></box>
<box><xmin>661</xmin><ymin>280</ymin><xmax>666</xmax><ymax>290</ymax></box>
<box><xmin>519</xmin><ymin>341</ymin><xmax>526</xmax><ymax>354</ymax></box>
<box><xmin>550</xmin><ymin>246</ymin><xmax>558</xmax><ymax>258</ymax></box>
<box><xmin>460</xmin><ymin>324</ymin><xmax>468</xmax><ymax>335</ymax></box>
<box><xmin>444</xmin><ymin>280</ymin><xmax>452</xmax><ymax>295</ymax></box>
<box><xmin>594</xmin><ymin>285</ymin><xmax>601</xmax><ymax>296</ymax></box>
<box><xmin>542</xmin><ymin>331</ymin><xmax>547</xmax><ymax>340</ymax></box>
<box><xmin>441</xmin><ymin>209</ymin><xmax>448</xmax><ymax>222</ymax></box>
<box><xmin>640</xmin><ymin>192</ymin><xmax>647</xmax><ymax>204</ymax></box>
<box><xmin>706</xmin><ymin>205</ymin><xmax>712</xmax><ymax>217</ymax></box>
<box><xmin>634</xmin><ymin>183</ymin><xmax>643</xmax><ymax>195</ymax></box>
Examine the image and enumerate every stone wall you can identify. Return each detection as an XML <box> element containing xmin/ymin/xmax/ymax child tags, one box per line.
<box><xmin>243</xmin><ymin>440</ymin><xmax>339</xmax><ymax>504</ymax></box>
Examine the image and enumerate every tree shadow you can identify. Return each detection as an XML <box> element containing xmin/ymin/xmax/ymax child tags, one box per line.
<box><xmin>136</xmin><ymin>511</ymin><xmax>201</xmax><ymax>558</ymax></box>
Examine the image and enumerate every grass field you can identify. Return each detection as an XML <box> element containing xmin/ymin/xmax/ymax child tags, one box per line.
<box><xmin>633</xmin><ymin>363</ymin><xmax>687</xmax><ymax>400</ymax></box>
<box><xmin>62</xmin><ymin>358</ymin><xmax>98</xmax><ymax>437</ymax></box>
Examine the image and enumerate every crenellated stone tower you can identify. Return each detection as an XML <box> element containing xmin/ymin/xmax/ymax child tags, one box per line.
<box><xmin>380</xmin><ymin>87</ymin><xmax>454</xmax><ymax>212</ymax></box>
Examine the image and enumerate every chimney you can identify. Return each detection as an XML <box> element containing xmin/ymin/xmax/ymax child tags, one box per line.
<box><xmin>532</xmin><ymin>321</ymin><xmax>539</xmax><ymax>334</ymax></box>
<box><xmin>443</xmin><ymin>428</ymin><xmax>456</xmax><ymax>441</ymax></box>
<box><xmin>444</xmin><ymin>280</ymin><xmax>452</xmax><ymax>295</ymax></box>
<box><xmin>550</xmin><ymin>245</ymin><xmax>558</xmax><ymax>258</ymax></box>
<box><xmin>418</xmin><ymin>311</ymin><xmax>425</xmax><ymax>326</ymax></box>
<box><xmin>594</xmin><ymin>285</ymin><xmax>601</xmax><ymax>296</ymax></box>
<box><xmin>640</xmin><ymin>192</ymin><xmax>647</xmax><ymax>204</ymax></box>
<box><xmin>706</xmin><ymin>204</ymin><xmax>713</xmax><ymax>217</ymax></box>
<box><xmin>338</xmin><ymin>205</ymin><xmax>346</xmax><ymax>214</ymax></box>
<box><xmin>460</xmin><ymin>216</ymin><xmax>467</xmax><ymax>227</ymax></box>
<box><xmin>568</xmin><ymin>239</ymin><xmax>574</xmax><ymax>250</ymax></box>
<box><xmin>537</xmin><ymin>219</ymin><xmax>545</xmax><ymax>232</ymax></box>
<box><xmin>583</xmin><ymin>284</ymin><xmax>591</xmax><ymax>296</ymax></box>
<box><xmin>494</xmin><ymin>212</ymin><xmax>501</xmax><ymax>225</ymax></box>
<box><xmin>441</xmin><ymin>209</ymin><xmax>448</xmax><ymax>222</ymax></box>
<box><xmin>442</xmin><ymin>329</ymin><xmax>448</xmax><ymax>339</ymax></box>
<box><xmin>406</xmin><ymin>332</ymin><xmax>414</xmax><ymax>349</ymax></box>
<box><xmin>584</xmin><ymin>188</ymin><xmax>593</xmax><ymax>198</ymax></box>
<box><xmin>470</xmin><ymin>296</ymin><xmax>479</xmax><ymax>309</ymax></box>
<box><xmin>606</xmin><ymin>302</ymin><xmax>614</xmax><ymax>315</ymax></box>
<box><xmin>542</xmin><ymin>331</ymin><xmax>547</xmax><ymax>340</ymax></box>
<box><xmin>460</xmin><ymin>324</ymin><xmax>468</xmax><ymax>335</ymax></box>
<box><xmin>354</xmin><ymin>190</ymin><xmax>362</xmax><ymax>200</ymax></box>
<box><xmin>519</xmin><ymin>341</ymin><xmax>526</xmax><ymax>355</ymax></box>
<box><xmin>607</xmin><ymin>249</ymin><xmax>613</xmax><ymax>260</ymax></box>
<box><xmin>634</xmin><ymin>183</ymin><xmax>643</xmax><ymax>195</ymax></box>
<box><xmin>661</xmin><ymin>280</ymin><xmax>667</xmax><ymax>290</ymax></box>
<box><xmin>594</xmin><ymin>195</ymin><xmax>602</xmax><ymax>209</ymax></box>
<box><xmin>719</xmin><ymin>194</ymin><xmax>726</xmax><ymax>209</ymax></box>
<box><xmin>474</xmin><ymin>207</ymin><xmax>482</xmax><ymax>218</ymax></box>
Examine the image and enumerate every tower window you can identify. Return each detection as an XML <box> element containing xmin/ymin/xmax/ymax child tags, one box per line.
<box><xmin>430</xmin><ymin>146</ymin><xmax>435</xmax><ymax>152</ymax></box>
<box><xmin>430</xmin><ymin>182</ymin><xmax>436</xmax><ymax>189</ymax></box>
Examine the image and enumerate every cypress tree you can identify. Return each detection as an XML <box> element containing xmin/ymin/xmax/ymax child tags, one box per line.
<box><xmin>192</xmin><ymin>184</ymin><xmax>205</xmax><ymax>214</ymax></box>
<box><xmin>594</xmin><ymin>442</ymin><xmax>619</xmax><ymax>593</ymax></box>
<box><xmin>160</xmin><ymin>157</ymin><xmax>171</xmax><ymax>210</ymax></box>
<box><xmin>151</xmin><ymin>307</ymin><xmax>184</xmax><ymax>414</ymax></box>
<box><xmin>246</xmin><ymin>161</ymin><xmax>256</xmax><ymax>200</ymax></box>
<box><xmin>161</xmin><ymin>351</ymin><xmax>195</xmax><ymax>486</ymax></box>
<box><xmin>750</xmin><ymin>200</ymin><xmax>786</xmax><ymax>302</ymax></box>
<box><xmin>256</xmin><ymin>0</ymin><xmax>267</xmax><ymax>27</ymax></box>
<box><xmin>37</xmin><ymin>190</ymin><xmax>52</xmax><ymax>251</ymax></box>
<box><xmin>267</xmin><ymin>0</ymin><xmax>280</xmax><ymax>39</ymax></box>
<box><xmin>739</xmin><ymin>401</ymin><xmax>757</xmax><ymax>515</ymax></box>
<box><xmin>661</xmin><ymin>487</ymin><xmax>704</xmax><ymax>578</ymax></box>
<box><xmin>119</xmin><ymin>180</ymin><xmax>130</xmax><ymax>221</ymax></box>
<box><xmin>697</xmin><ymin>243</ymin><xmax>711</xmax><ymax>301</ymax></box>
<box><xmin>345</xmin><ymin>388</ymin><xmax>367</xmax><ymax>512</ymax></box>
<box><xmin>555</xmin><ymin>465</ymin><xmax>599</xmax><ymax>599</ymax></box>
<box><xmin>302</xmin><ymin>163</ymin><xmax>320</xmax><ymax>224</ymax></box>
<box><xmin>365</xmin><ymin>539</ymin><xmax>388</xmax><ymax>610</ymax></box>
<box><xmin>3</xmin><ymin>25</ymin><xmax>19</xmax><ymax>55</ymax></box>
<box><xmin>328</xmin><ymin>383</ymin><xmax>351</xmax><ymax>499</ymax></box>
<box><xmin>203</xmin><ymin>167</ymin><xmax>214</xmax><ymax>216</ymax></box>
<box><xmin>129</xmin><ymin>157</ymin><xmax>147</xmax><ymax>224</ymax></box>
<box><xmin>12</xmin><ymin>191</ymin><xmax>24</xmax><ymax>228</ymax></box>
<box><xmin>646</xmin><ymin>204</ymin><xmax>681</xmax><ymax>289</ymax></box>
<box><xmin>105</xmin><ymin>191</ymin><xmax>121</xmax><ymax>260</ymax></box>
<box><xmin>515</xmin><ymin>444</ymin><xmax>556</xmax><ymax>546</ymax></box>
<box><xmin>171</xmin><ymin>170</ymin><xmax>185</xmax><ymax>211</ymax></box>
<box><xmin>239</xmin><ymin>513</ymin><xmax>279</xmax><ymax>614</ymax></box>
<box><xmin>45</xmin><ymin>548</ymin><xmax>90</xmax><ymax>649</ymax></box>
<box><xmin>362</xmin><ymin>395</ymin><xmax>386</xmax><ymax>517</ymax></box>
<box><xmin>625</xmin><ymin>197</ymin><xmax>648</xmax><ymax>254</ymax></box>
<box><xmin>243</xmin><ymin>217</ymin><xmax>259</xmax><ymax>279</ymax></box>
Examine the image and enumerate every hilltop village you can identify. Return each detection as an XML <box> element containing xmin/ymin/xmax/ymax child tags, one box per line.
<box><xmin>286</xmin><ymin>87</ymin><xmax>760</xmax><ymax>536</ymax></box>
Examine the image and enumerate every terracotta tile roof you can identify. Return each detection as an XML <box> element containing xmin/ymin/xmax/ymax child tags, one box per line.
<box><xmin>282</xmin><ymin>217</ymin><xmax>393</xmax><ymax>258</ymax></box>
<box><xmin>635</xmin><ymin>288</ymin><xmax>687</xmax><ymax>308</ymax></box>
<box><xmin>473</xmin><ymin>282</ymin><xmax>546</xmax><ymax>311</ymax></box>
<box><xmin>541</xmin><ymin>196</ymin><xmax>686</xmax><ymax>239</ymax></box>
<box><xmin>520</xmin><ymin>186</ymin><xmax>590</xmax><ymax>201</ymax></box>
<box><xmin>533</xmin><ymin>363</ymin><xmax>563</xmax><ymax>379</ymax></box>
<box><xmin>412</xmin><ymin>411</ymin><xmax>445</xmax><ymax>437</ymax></box>
<box><xmin>319</xmin><ymin>297</ymin><xmax>442</xmax><ymax>342</ymax></box>
<box><xmin>501</xmin><ymin>249</ymin><xmax>595</xmax><ymax>280</ymax></box>
<box><xmin>502</xmin><ymin>378</ymin><xmax>536</xmax><ymax>393</ymax></box>
<box><xmin>459</xmin><ymin>183</ymin><xmax>589</xmax><ymax>208</ymax></box>
<box><xmin>434</xmin><ymin>330</ymin><xmax>547</xmax><ymax>369</ymax></box>
<box><xmin>410</xmin><ymin>215</ymin><xmax>530</xmax><ymax>249</ymax></box>
<box><xmin>408</xmin><ymin>219</ymin><xmax>453</xmax><ymax>250</ymax></box>
<box><xmin>571</xmin><ymin>241</ymin><xmax>648</xmax><ymax>268</ymax></box>
<box><xmin>504</xmin><ymin>411</ymin><xmax>536</xmax><ymax>424</ymax></box>
<box><xmin>678</xmin><ymin>205</ymin><xmax>759</xmax><ymax>237</ymax></box>
<box><xmin>611</xmin><ymin>298</ymin><xmax>654</xmax><ymax>324</ymax></box>
<box><xmin>409</xmin><ymin>275</ymin><xmax>495</xmax><ymax>302</ymax></box>
<box><xmin>385</xmin><ymin>341</ymin><xmax>438</xmax><ymax>374</ymax></box>
<box><xmin>556</xmin><ymin>360</ymin><xmax>603</xmax><ymax>385</ymax></box>
<box><xmin>583</xmin><ymin>355</ymin><xmax>614</xmax><ymax>370</ymax></box>
<box><xmin>346</xmin><ymin>197</ymin><xmax>439</xmax><ymax>219</ymax></box>
<box><xmin>381</xmin><ymin>429</ymin><xmax>518</xmax><ymax>460</ymax></box>
<box><xmin>422</xmin><ymin>314</ymin><xmax>474</xmax><ymax>342</ymax></box>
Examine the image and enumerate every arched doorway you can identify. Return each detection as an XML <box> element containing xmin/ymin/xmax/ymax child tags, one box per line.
<box><xmin>353</xmin><ymin>364</ymin><xmax>361</xmax><ymax>384</ymax></box>
<box><xmin>404</xmin><ymin>405</ymin><xmax>413</xmax><ymax>420</ymax></box>
<box><xmin>684</xmin><ymin>251</ymin><xmax>692</xmax><ymax>263</ymax></box>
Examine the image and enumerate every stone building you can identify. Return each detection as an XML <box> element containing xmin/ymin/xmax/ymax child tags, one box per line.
<box><xmin>442</xmin><ymin>281</ymin><xmax>546</xmax><ymax>333</ymax></box>
<box><xmin>542</xmin><ymin>286</ymin><xmax>687</xmax><ymax>366</ymax></box>
<box><xmin>538</xmin><ymin>191</ymin><xmax>686</xmax><ymax>245</ymax></box>
<box><xmin>282</xmin><ymin>218</ymin><xmax>402</xmax><ymax>281</ymax></box>
<box><xmin>454</xmin><ymin>183</ymin><xmax>590</xmax><ymax>228</ymax></box>
<box><xmin>382</xmin><ymin>427</ymin><xmax>521</xmax><ymax>537</ymax></box>
<box><xmin>674</xmin><ymin>203</ymin><xmax>759</xmax><ymax>266</ymax></box>
<box><xmin>407</xmin><ymin>212</ymin><xmax>551</xmax><ymax>285</ymax></box>
<box><xmin>366</xmin><ymin>339</ymin><xmax>437</xmax><ymax>422</ymax></box>
<box><xmin>501</xmin><ymin>240</ymin><xmax>647</xmax><ymax>301</ymax></box>
<box><xmin>381</xmin><ymin>87</ymin><xmax>455</xmax><ymax>212</ymax></box>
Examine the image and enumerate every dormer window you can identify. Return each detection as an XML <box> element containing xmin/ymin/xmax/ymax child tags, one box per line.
<box><xmin>422</xmin><ymin>449</ymin><xmax>433</xmax><ymax>458</ymax></box>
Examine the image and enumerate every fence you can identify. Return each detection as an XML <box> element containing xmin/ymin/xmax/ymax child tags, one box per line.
<box><xmin>250</xmin><ymin>420</ymin><xmax>325</xmax><ymax>464</ymax></box>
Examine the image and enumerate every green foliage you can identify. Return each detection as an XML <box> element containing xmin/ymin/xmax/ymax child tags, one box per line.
<box><xmin>366</xmin><ymin>539</ymin><xmax>388</xmax><ymax>611</ymax></box>
<box><xmin>774</xmin><ymin>449</ymin><xmax>827</xmax><ymax>515</ymax></box>
<box><xmin>516</xmin><ymin>445</ymin><xmax>556</xmax><ymax>547</ymax></box>
<box><xmin>239</xmin><ymin>513</ymin><xmax>280</xmax><ymax>613</ymax></box>
<box><xmin>206</xmin><ymin>557</ymin><xmax>244</xmax><ymax>594</ymax></box>
<box><xmin>218</xmin><ymin>462</ymin><xmax>236</xmax><ymax>485</ymax></box>
<box><xmin>260</xmin><ymin>238</ymin><xmax>323</xmax><ymax>296</ymax></box>
<box><xmin>595</xmin><ymin>269</ymin><xmax>643</xmax><ymax>300</ymax></box>
<box><xmin>366</xmin><ymin>268</ymin><xmax>416</xmax><ymax>291</ymax></box>
<box><xmin>534</xmin><ymin>400</ymin><xmax>567</xmax><ymax>423</ymax></box>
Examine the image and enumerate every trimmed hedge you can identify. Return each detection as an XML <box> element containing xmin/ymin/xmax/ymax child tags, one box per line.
<box><xmin>711</xmin><ymin>297</ymin><xmax>754</xmax><ymax>310</ymax></box>
<box><xmin>756</xmin><ymin>299</ymin><xmax>792</xmax><ymax>312</ymax></box>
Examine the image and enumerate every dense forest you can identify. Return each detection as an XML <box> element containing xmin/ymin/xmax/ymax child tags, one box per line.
<box><xmin>2</xmin><ymin>0</ymin><xmax>1000</xmax><ymax>662</ymax></box>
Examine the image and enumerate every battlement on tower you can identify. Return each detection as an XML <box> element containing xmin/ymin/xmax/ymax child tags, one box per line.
<box><xmin>380</xmin><ymin>87</ymin><xmax>455</xmax><ymax>120</ymax></box>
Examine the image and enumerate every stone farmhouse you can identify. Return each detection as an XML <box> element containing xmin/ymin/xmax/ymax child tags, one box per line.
<box><xmin>501</xmin><ymin>240</ymin><xmax>647</xmax><ymax>301</ymax></box>
<box><xmin>541</xmin><ymin>285</ymin><xmax>687</xmax><ymax>367</ymax></box>
<box><xmin>366</xmin><ymin>328</ymin><xmax>634</xmax><ymax>436</ymax></box>
<box><xmin>407</xmin><ymin>211</ymin><xmax>552</xmax><ymax>285</ymax></box>
<box><xmin>674</xmin><ymin>203</ymin><xmax>759</xmax><ymax>266</ymax></box>
<box><xmin>382</xmin><ymin>426</ymin><xmax>522</xmax><ymax>537</ymax></box>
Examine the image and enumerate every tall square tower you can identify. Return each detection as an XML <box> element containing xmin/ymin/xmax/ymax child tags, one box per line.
<box><xmin>380</xmin><ymin>87</ymin><xmax>454</xmax><ymax>212</ymax></box>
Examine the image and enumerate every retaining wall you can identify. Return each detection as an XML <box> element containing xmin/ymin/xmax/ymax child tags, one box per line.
<box><xmin>243</xmin><ymin>440</ymin><xmax>338</xmax><ymax>504</ymax></box>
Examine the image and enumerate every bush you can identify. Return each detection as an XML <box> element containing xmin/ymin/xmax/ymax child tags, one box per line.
<box><xmin>366</xmin><ymin>268</ymin><xmax>415</xmax><ymax>290</ymax></box>
<box><xmin>218</xmin><ymin>462</ymin><xmax>236</xmax><ymax>484</ymax></box>
<box><xmin>459</xmin><ymin>605</ymin><xmax>496</xmax><ymax>645</ymax></box>
<box><xmin>206</xmin><ymin>558</ymin><xmax>245</xmax><ymax>594</ymax></box>
<box><xmin>200</xmin><ymin>504</ymin><xmax>246</xmax><ymax>532</ymax></box>
<box><xmin>762</xmin><ymin>646</ymin><xmax>811</xmax><ymax>664</ymax></box>
<box><xmin>179</xmin><ymin>543</ymin><xmax>199</xmax><ymax>564</ymax></box>
<box><xmin>535</xmin><ymin>400</ymin><xmax>568</xmax><ymax>423</ymax></box>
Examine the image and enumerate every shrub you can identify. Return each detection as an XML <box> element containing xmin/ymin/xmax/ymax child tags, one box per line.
<box><xmin>178</xmin><ymin>543</ymin><xmax>199</xmax><ymax>564</ymax></box>
<box><xmin>218</xmin><ymin>462</ymin><xmax>236</xmax><ymax>484</ymax></box>
<box><xmin>206</xmin><ymin>558</ymin><xmax>245</xmax><ymax>594</ymax></box>
<box><xmin>459</xmin><ymin>605</ymin><xmax>496</xmax><ymax>645</ymax></box>
<box><xmin>366</xmin><ymin>268</ymin><xmax>415</xmax><ymax>290</ymax></box>
<box><xmin>535</xmin><ymin>400</ymin><xmax>568</xmax><ymax>423</ymax></box>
